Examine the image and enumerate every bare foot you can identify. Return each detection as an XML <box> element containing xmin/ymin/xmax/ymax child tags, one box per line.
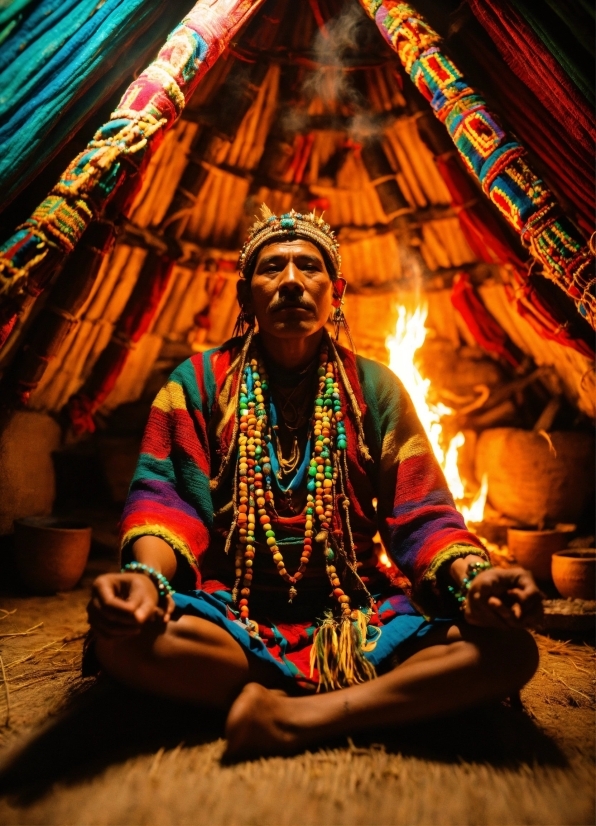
<box><xmin>224</xmin><ymin>683</ymin><xmax>309</xmax><ymax>762</ymax></box>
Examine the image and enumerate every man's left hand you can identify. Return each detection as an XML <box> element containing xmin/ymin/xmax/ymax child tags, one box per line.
<box><xmin>463</xmin><ymin>566</ymin><xmax>543</xmax><ymax>629</ymax></box>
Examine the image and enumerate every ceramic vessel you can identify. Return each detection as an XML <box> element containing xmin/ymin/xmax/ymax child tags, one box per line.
<box><xmin>14</xmin><ymin>516</ymin><xmax>92</xmax><ymax>594</ymax></box>
<box><xmin>551</xmin><ymin>550</ymin><xmax>596</xmax><ymax>601</ymax></box>
<box><xmin>507</xmin><ymin>527</ymin><xmax>572</xmax><ymax>581</ymax></box>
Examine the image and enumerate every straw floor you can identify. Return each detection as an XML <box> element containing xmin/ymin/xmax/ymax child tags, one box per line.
<box><xmin>0</xmin><ymin>544</ymin><xmax>594</xmax><ymax>826</ymax></box>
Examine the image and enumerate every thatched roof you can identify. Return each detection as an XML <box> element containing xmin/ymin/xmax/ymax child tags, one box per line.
<box><xmin>0</xmin><ymin>0</ymin><xmax>594</xmax><ymax>423</ymax></box>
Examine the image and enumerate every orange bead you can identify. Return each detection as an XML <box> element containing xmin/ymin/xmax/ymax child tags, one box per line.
<box><xmin>333</xmin><ymin>588</ymin><xmax>344</xmax><ymax>598</ymax></box>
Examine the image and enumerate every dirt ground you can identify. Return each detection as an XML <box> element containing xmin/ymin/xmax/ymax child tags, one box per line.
<box><xmin>0</xmin><ymin>525</ymin><xmax>594</xmax><ymax>826</ymax></box>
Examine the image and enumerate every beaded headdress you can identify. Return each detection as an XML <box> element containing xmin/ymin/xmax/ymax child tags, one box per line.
<box><xmin>238</xmin><ymin>205</ymin><xmax>342</xmax><ymax>279</ymax></box>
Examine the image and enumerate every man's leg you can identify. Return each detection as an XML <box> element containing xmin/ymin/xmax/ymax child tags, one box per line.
<box><xmin>224</xmin><ymin>623</ymin><xmax>539</xmax><ymax>759</ymax></box>
<box><xmin>94</xmin><ymin>614</ymin><xmax>288</xmax><ymax>711</ymax></box>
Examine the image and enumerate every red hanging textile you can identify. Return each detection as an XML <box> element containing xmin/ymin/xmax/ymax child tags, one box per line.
<box><xmin>451</xmin><ymin>272</ymin><xmax>523</xmax><ymax>368</ymax></box>
<box><xmin>467</xmin><ymin>0</ymin><xmax>595</xmax><ymax>158</ymax></box>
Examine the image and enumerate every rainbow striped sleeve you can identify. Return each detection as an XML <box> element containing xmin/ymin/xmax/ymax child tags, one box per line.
<box><xmin>120</xmin><ymin>355</ymin><xmax>214</xmax><ymax>585</ymax></box>
<box><xmin>358</xmin><ymin>357</ymin><xmax>488</xmax><ymax>616</ymax></box>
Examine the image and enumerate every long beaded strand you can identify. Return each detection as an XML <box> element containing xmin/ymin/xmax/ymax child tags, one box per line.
<box><xmin>234</xmin><ymin>347</ymin><xmax>352</xmax><ymax>628</ymax></box>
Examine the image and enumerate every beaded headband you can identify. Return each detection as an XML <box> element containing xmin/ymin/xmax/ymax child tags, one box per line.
<box><xmin>238</xmin><ymin>205</ymin><xmax>342</xmax><ymax>279</ymax></box>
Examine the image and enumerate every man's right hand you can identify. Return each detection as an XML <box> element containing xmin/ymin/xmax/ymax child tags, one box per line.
<box><xmin>87</xmin><ymin>573</ymin><xmax>174</xmax><ymax>638</ymax></box>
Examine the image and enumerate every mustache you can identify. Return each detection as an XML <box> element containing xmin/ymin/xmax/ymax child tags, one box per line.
<box><xmin>269</xmin><ymin>297</ymin><xmax>316</xmax><ymax>313</ymax></box>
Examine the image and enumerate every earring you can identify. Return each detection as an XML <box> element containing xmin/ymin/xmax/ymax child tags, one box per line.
<box><xmin>332</xmin><ymin>278</ymin><xmax>355</xmax><ymax>351</ymax></box>
<box><xmin>233</xmin><ymin>306</ymin><xmax>256</xmax><ymax>338</ymax></box>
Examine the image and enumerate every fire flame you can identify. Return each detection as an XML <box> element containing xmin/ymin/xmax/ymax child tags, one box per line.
<box><xmin>386</xmin><ymin>304</ymin><xmax>488</xmax><ymax>527</ymax></box>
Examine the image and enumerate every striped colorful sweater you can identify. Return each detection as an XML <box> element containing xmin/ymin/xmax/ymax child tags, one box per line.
<box><xmin>121</xmin><ymin>335</ymin><xmax>486</xmax><ymax>617</ymax></box>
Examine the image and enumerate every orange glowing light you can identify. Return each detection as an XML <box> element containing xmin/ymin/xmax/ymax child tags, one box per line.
<box><xmin>386</xmin><ymin>304</ymin><xmax>487</xmax><ymax>526</ymax></box>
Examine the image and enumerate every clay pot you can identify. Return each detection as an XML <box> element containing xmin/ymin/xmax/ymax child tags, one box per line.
<box><xmin>552</xmin><ymin>550</ymin><xmax>596</xmax><ymax>601</ymax></box>
<box><xmin>507</xmin><ymin>527</ymin><xmax>572</xmax><ymax>582</ymax></box>
<box><xmin>14</xmin><ymin>517</ymin><xmax>92</xmax><ymax>594</ymax></box>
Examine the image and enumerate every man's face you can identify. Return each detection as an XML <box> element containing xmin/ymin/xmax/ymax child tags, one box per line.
<box><xmin>241</xmin><ymin>239</ymin><xmax>334</xmax><ymax>339</ymax></box>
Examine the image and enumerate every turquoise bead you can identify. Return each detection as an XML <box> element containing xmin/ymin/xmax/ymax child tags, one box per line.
<box><xmin>337</xmin><ymin>438</ymin><xmax>347</xmax><ymax>449</ymax></box>
<box><xmin>307</xmin><ymin>480</ymin><xmax>316</xmax><ymax>492</ymax></box>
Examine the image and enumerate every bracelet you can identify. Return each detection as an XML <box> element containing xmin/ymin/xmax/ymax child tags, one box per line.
<box><xmin>448</xmin><ymin>561</ymin><xmax>491</xmax><ymax>609</ymax></box>
<box><xmin>122</xmin><ymin>562</ymin><xmax>175</xmax><ymax>599</ymax></box>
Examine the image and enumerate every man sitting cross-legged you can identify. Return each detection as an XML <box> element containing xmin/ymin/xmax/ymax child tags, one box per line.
<box><xmin>88</xmin><ymin>207</ymin><xmax>542</xmax><ymax>761</ymax></box>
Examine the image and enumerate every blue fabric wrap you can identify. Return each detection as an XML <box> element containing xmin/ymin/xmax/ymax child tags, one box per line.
<box><xmin>172</xmin><ymin>590</ymin><xmax>449</xmax><ymax>683</ymax></box>
<box><xmin>0</xmin><ymin>0</ymin><xmax>168</xmax><ymax>203</ymax></box>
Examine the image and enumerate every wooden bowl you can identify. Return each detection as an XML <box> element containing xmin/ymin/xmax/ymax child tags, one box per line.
<box><xmin>507</xmin><ymin>527</ymin><xmax>572</xmax><ymax>582</ymax></box>
<box><xmin>552</xmin><ymin>550</ymin><xmax>596</xmax><ymax>601</ymax></box>
<box><xmin>14</xmin><ymin>516</ymin><xmax>92</xmax><ymax>594</ymax></box>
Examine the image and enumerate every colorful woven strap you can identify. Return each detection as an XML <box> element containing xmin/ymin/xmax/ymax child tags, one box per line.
<box><xmin>359</xmin><ymin>1</ymin><xmax>595</xmax><ymax>328</ymax></box>
<box><xmin>0</xmin><ymin>0</ymin><xmax>265</xmax><ymax>304</ymax></box>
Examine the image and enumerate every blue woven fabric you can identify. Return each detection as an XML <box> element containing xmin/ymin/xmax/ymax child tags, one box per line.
<box><xmin>0</xmin><ymin>0</ymin><xmax>168</xmax><ymax>204</ymax></box>
<box><xmin>172</xmin><ymin>589</ymin><xmax>447</xmax><ymax>688</ymax></box>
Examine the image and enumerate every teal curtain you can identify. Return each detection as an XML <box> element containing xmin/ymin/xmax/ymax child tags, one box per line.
<box><xmin>0</xmin><ymin>0</ymin><xmax>190</xmax><ymax>205</ymax></box>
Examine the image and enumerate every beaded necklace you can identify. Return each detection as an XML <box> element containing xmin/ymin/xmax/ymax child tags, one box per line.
<box><xmin>233</xmin><ymin>344</ymin><xmax>352</xmax><ymax>631</ymax></box>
